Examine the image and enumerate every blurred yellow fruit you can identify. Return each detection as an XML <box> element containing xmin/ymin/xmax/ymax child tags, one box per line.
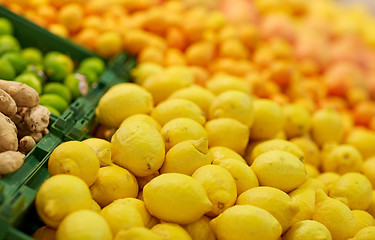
<box><xmin>283</xmin><ymin>220</ymin><xmax>332</xmax><ymax>240</ymax></box>
<box><xmin>151</xmin><ymin>223</ymin><xmax>192</xmax><ymax>240</ymax></box>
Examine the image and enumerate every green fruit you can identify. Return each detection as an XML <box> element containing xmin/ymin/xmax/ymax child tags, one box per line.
<box><xmin>0</xmin><ymin>35</ymin><xmax>20</xmax><ymax>55</ymax></box>
<box><xmin>1</xmin><ymin>51</ymin><xmax>27</xmax><ymax>75</ymax></box>
<box><xmin>21</xmin><ymin>47</ymin><xmax>43</xmax><ymax>65</ymax></box>
<box><xmin>44</xmin><ymin>52</ymin><xmax>74</xmax><ymax>82</ymax></box>
<box><xmin>42</xmin><ymin>105</ymin><xmax>61</xmax><ymax>116</ymax></box>
<box><xmin>23</xmin><ymin>64</ymin><xmax>46</xmax><ymax>84</ymax></box>
<box><xmin>76</xmin><ymin>67</ymin><xmax>98</xmax><ymax>87</ymax></box>
<box><xmin>39</xmin><ymin>94</ymin><xmax>69</xmax><ymax>114</ymax></box>
<box><xmin>79</xmin><ymin>57</ymin><xmax>106</xmax><ymax>75</ymax></box>
<box><xmin>14</xmin><ymin>73</ymin><xmax>43</xmax><ymax>94</ymax></box>
<box><xmin>0</xmin><ymin>59</ymin><xmax>15</xmax><ymax>80</ymax></box>
<box><xmin>44</xmin><ymin>82</ymin><xmax>72</xmax><ymax>103</ymax></box>
<box><xmin>64</xmin><ymin>73</ymin><xmax>89</xmax><ymax>99</ymax></box>
<box><xmin>0</xmin><ymin>18</ymin><xmax>13</xmax><ymax>36</ymax></box>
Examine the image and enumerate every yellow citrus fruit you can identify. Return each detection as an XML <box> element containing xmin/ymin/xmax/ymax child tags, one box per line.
<box><xmin>208</xmin><ymin>90</ymin><xmax>254</xmax><ymax>127</ymax></box>
<box><xmin>168</xmin><ymin>85</ymin><xmax>215</xmax><ymax>116</ymax></box>
<box><xmin>350</xmin><ymin>226</ymin><xmax>375</xmax><ymax>240</ymax></box>
<box><xmin>90</xmin><ymin>165</ymin><xmax>138</xmax><ymax>207</ymax></box>
<box><xmin>131</xmin><ymin>62</ymin><xmax>164</xmax><ymax>85</ymax></box>
<box><xmin>352</xmin><ymin>210</ymin><xmax>375</xmax><ymax>232</ymax></box>
<box><xmin>160</xmin><ymin>138</ymin><xmax>212</xmax><ymax>175</ymax></box>
<box><xmin>48</xmin><ymin>141</ymin><xmax>100</xmax><ymax>186</ymax></box>
<box><xmin>212</xmin><ymin>158</ymin><xmax>259</xmax><ymax>195</ymax></box>
<box><xmin>283</xmin><ymin>220</ymin><xmax>332</xmax><ymax>240</ymax></box>
<box><xmin>137</xmin><ymin>172</ymin><xmax>160</xmax><ymax>191</ymax></box>
<box><xmin>236</xmin><ymin>186</ymin><xmax>300</xmax><ymax>233</ymax></box>
<box><xmin>151</xmin><ymin>223</ymin><xmax>192</xmax><ymax>240</ymax></box>
<box><xmin>96</xmin><ymin>32</ymin><xmax>122</xmax><ymax>58</ymax></box>
<box><xmin>251</xmin><ymin>150</ymin><xmax>307</xmax><ymax>192</ymax></box>
<box><xmin>111</xmin><ymin>120</ymin><xmax>165</xmax><ymax>177</ymax></box>
<box><xmin>205</xmin><ymin>118</ymin><xmax>249</xmax><ymax>155</ymax></box>
<box><xmin>32</xmin><ymin>226</ymin><xmax>56</xmax><ymax>240</ymax></box>
<box><xmin>143</xmin><ymin>173</ymin><xmax>212</xmax><ymax>224</ymax></box>
<box><xmin>367</xmin><ymin>191</ymin><xmax>375</xmax><ymax>218</ymax></box>
<box><xmin>321</xmin><ymin>144</ymin><xmax>363</xmax><ymax>174</ymax></box>
<box><xmin>209</xmin><ymin>205</ymin><xmax>282</xmax><ymax>240</ymax></box>
<box><xmin>96</xmin><ymin>83</ymin><xmax>153</xmax><ymax>128</ymax></box>
<box><xmin>315</xmin><ymin>172</ymin><xmax>340</xmax><ymax>194</ymax></box>
<box><xmin>151</xmin><ymin>99</ymin><xmax>206</xmax><ymax>126</ymax></box>
<box><xmin>249</xmin><ymin>139</ymin><xmax>305</xmax><ymax>165</ymax></box>
<box><xmin>329</xmin><ymin>172</ymin><xmax>373</xmax><ymax>210</ymax></box>
<box><xmin>56</xmin><ymin>210</ymin><xmax>112</xmax><ymax>240</ymax></box>
<box><xmin>297</xmin><ymin>177</ymin><xmax>326</xmax><ymax>192</ymax></box>
<box><xmin>363</xmin><ymin>157</ymin><xmax>375</xmax><ymax>188</ymax></box>
<box><xmin>304</xmin><ymin>163</ymin><xmax>320</xmax><ymax>177</ymax></box>
<box><xmin>120</xmin><ymin>114</ymin><xmax>162</xmax><ymax>132</ymax></box>
<box><xmin>91</xmin><ymin>199</ymin><xmax>101</xmax><ymax>212</ymax></box>
<box><xmin>82</xmin><ymin>138</ymin><xmax>112</xmax><ymax>167</ymax></box>
<box><xmin>35</xmin><ymin>174</ymin><xmax>92</xmax><ymax>228</ymax></box>
<box><xmin>313</xmin><ymin>190</ymin><xmax>358</xmax><ymax>240</ymax></box>
<box><xmin>311</xmin><ymin>107</ymin><xmax>345</xmax><ymax>147</ymax></box>
<box><xmin>192</xmin><ymin>165</ymin><xmax>237</xmax><ymax>217</ymax></box>
<box><xmin>114</xmin><ymin>227</ymin><xmax>162</xmax><ymax>240</ymax></box>
<box><xmin>282</xmin><ymin>103</ymin><xmax>312</xmax><ymax>139</ymax></box>
<box><xmin>250</xmin><ymin>99</ymin><xmax>285</xmax><ymax>140</ymax></box>
<box><xmin>289</xmin><ymin>188</ymin><xmax>316</xmax><ymax>224</ymax></box>
<box><xmin>205</xmin><ymin>73</ymin><xmax>251</xmax><ymax>95</ymax></box>
<box><xmin>209</xmin><ymin>146</ymin><xmax>247</xmax><ymax>164</ymax></box>
<box><xmin>182</xmin><ymin>215</ymin><xmax>216</xmax><ymax>240</ymax></box>
<box><xmin>160</xmin><ymin>118</ymin><xmax>208</xmax><ymax>151</ymax></box>
<box><xmin>290</xmin><ymin>137</ymin><xmax>321</xmax><ymax>168</ymax></box>
<box><xmin>345</xmin><ymin>128</ymin><xmax>375</xmax><ymax>159</ymax></box>
<box><xmin>57</xmin><ymin>3</ymin><xmax>83</xmax><ymax>32</ymax></box>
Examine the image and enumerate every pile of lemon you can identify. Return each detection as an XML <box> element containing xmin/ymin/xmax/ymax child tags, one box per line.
<box><xmin>34</xmin><ymin>64</ymin><xmax>375</xmax><ymax>240</ymax></box>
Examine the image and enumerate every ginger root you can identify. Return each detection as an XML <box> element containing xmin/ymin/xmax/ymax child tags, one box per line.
<box><xmin>0</xmin><ymin>112</ymin><xmax>18</xmax><ymax>152</ymax></box>
<box><xmin>24</xmin><ymin>105</ymin><xmax>50</xmax><ymax>132</ymax></box>
<box><xmin>0</xmin><ymin>151</ymin><xmax>24</xmax><ymax>175</ymax></box>
<box><xmin>19</xmin><ymin>136</ymin><xmax>36</xmax><ymax>154</ymax></box>
<box><xmin>0</xmin><ymin>80</ymin><xmax>39</xmax><ymax>108</ymax></box>
<box><xmin>0</xmin><ymin>89</ymin><xmax>17</xmax><ymax>116</ymax></box>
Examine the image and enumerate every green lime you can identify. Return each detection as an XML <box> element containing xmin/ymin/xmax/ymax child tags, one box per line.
<box><xmin>1</xmin><ymin>51</ymin><xmax>26</xmax><ymax>75</ymax></box>
<box><xmin>23</xmin><ymin>64</ymin><xmax>46</xmax><ymax>84</ymax></box>
<box><xmin>64</xmin><ymin>73</ymin><xmax>89</xmax><ymax>99</ymax></box>
<box><xmin>0</xmin><ymin>59</ymin><xmax>15</xmax><ymax>80</ymax></box>
<box><xmin>21</xmin><ymin>47</ymin><xmax>43</xmax><ymax>65</ymax></box>
<box><xmin>0</xmin><ymin>35</ymin><xmax>20</xmax><ymax>55</ymax></box>
<box><xmin>44</xmin><ymin>53</ymin><xmax>74</xmax><ymax>82</ymax></box>
<box><xmin>75</xmin><ymin>67</ymin><xmax>98</xmax><ymax>87</ymax></box>
<box><xmin>39</xmin><ymin>93</ymin><xmax>69</xmax><ymax>114</ymax></box>
<box><xmin>42</xmin><ymin>105</ymin><xmax>61</xmax><ymax>116</ymax></box>
<box><xmin>79</xmin><ymin>57</ymin><xmax>106</xmax><ymax>75</ymax></box>
<box><xmin>43</xmin><ymin>82</ymin><xmax>72</xmax><ymax>103</ymax></box>
<box><xmin>14</xmin><ymin>73</ymin><xmax>43</xmax><ymax>94</ymax></box>
<box><xmin>0</xmin><ymin>18</ymin><xmax>13</xmax><ymax>36</ymax></box>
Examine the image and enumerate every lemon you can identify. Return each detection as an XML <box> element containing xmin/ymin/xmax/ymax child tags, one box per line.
<box><xmin>91</xmin><ymin>199</ymin><xmax>101</xmax><ymax>212</ymax></box>
<box><xmin>205</xmin><ymin>73</ymin><xmax>251</xmax><ymax>95</ymax></box>
<box><xmin>352</xmin><ymin>210</ymin><xmax>375</xmax><ymax>232</ymax></box>
<box><xmin>282</xmin><ymin>103</ymin><xmax>312</xmax><ymax>139</ymax></box>
<box><xmin>161</xmin><ymin>118</ymin><xmax>207</xmax><ymax>151</ymax></box>
<box><xmin>48</xmin><ymin>141</ymin><xmax>100</xmax><ymax>186</ymax></box>
<box><xmin>249</xmin><ymin>139</ymin><xmax>305</xmax><ymax>165</ymax></box>
<box><xmin>315</xmin><ymin>172</ymin><xmax>340</xmax><ymax>194</ymax></box>
<box><xmin>345</xmin><ymin>128</ymin><xmax>375</xmax><ymax>159</ymax></box>
<box><xmin>243</xmin><ymin>140</ymin><xmax>264</xmax><ymax>165</ymax></box>
<box><xmin>90</xmin><ymin>165</ymin><xmax>138</xmax><ymax>207</ymax></box>
<box><xmin>367</xmin><ymin>191</ymin><xmax>375</xmax><ymax>218</ymax></box>
<box><xmin>96</xmin><ymin>83</ymin><xmax>153</xmax><ymax>128</ymax></box>
<box><xmin>82</xmin><ymin>138</ymin><xmax>112</xmax><ymax>167</ymax></box>
<box><xmin>236</xmin><ymin>186</ymin><xmax>300</xmax><ymax>233</ymax></box>
<box><xmin>205</xmin><ymin>118</ymin><xmax>249</xmax><ymax>155</ymax></box>
<box><xmin>208</xmin><ymin>90</ymin><xmax>254</xmax><ymax>127</ymax></box>
<box><xmin>168</xmin><ymin>85</ymin><xmax>215</xmax><ymax>116</ymax></box>
<box><xmin>250</xmin><ymin>99</ymin><xmax>285</xmax><ymax>140</ymax></box>
<box><xmin>329</xmin><ymin>173</ymin><xmax>373</xmax><ymax>210</ymax></box>
<box><xmin>111</xmin><ymin>121</ymin><xmax>165</xmax><ymax>177</ymax></box>
<box><xmin>151</xmin><ymin>223</ymin><xmax>192</xmax><ymax>240</ymax></box>
<box><xmin>363</xmin><ymin>157</ymin><xmax>375</xmax><ymax>189</ymax></box>
<box><xmin>143</xmin><ymin>173</ymin><xmax>212</xmax><ymax>224</ymax></box>
<box><xmin>116</xmin><ymin>198</ymin><xmax>155</xmax><ymax>228</ymax></box>
<box><xmin>289</xmin><ymin>188</ymin><xmax>316</xmax><ymax>224</ymax></box>
<box><xmin>35</xmin><ymin>174</ymin><xmax>92</xmax><ymax>228</ymax></box>
<box><xmin>321</xmin><ymin>144</ymin><xmax>363</xmax><ymax>174</ymax></box>
<box><xmin>120</xmin><ymin>114</ymin><xmax>161</xmax><ymax>132</ymax></box>
<box><xmin>33</xmin><ymin>226</ymin><xmax>56</xmax><ymax>240</ymax></box>
<box><xmin>313</xmin><ymin>189</ymin><xmax>358</xmax><ymax>240</ymax></box>
<box><xmin>56</xmin><ymin>210</ymin><xmax>112</xmax><ymax>240</ymax></box>
<box><xmin>283</xmin><ymin>220</ymin><xmax>332</xmax><ymax>240</ymax></box>
<box><xmin>210</xmin><ymin>205</ymin><xmax>282</xmax><ymax>240</ymax></box>
<box><xmin>192</xmin><ymin>165</ymin><xmax>237</xmax><ymax>217</ymax></box>
<box><xmin>350</xmin><ymin>226</ymin><xmax>375</xmax><ymax>240</ymax></box>
<box><xmin>101</xmin><ymin>198</ymin><xmax>146</xmax><ymax>235</ymax></box>
<box><xmin>160</xmin><ymin>138</ymin><xmax>212</xmax><ymax>175</ymax></box>
<box><xmin>212</xmin><ymin>158</ymin><xmax>259</xmax><ymax>195</ymax></box>
<box><xmin>251</xmin><ymin>150</ymin><xmax>307</xmax><ymax>192</ymax></box>
<box><xmin>115</xmin><ymin>227</ymin><xmax>162</xmax><ymax>240</ymax></box>
<box><xmin>137</xmin><ymin>172</ymin><xmax>160</xmax><ymax>191</ymax></box>
<box><xmin>151</xmin><ymin>99</ymin><xmax>206</xmax><ymax>126</ymax></box>
<box><xmin>304</xmin><ymin>163</ymin><xmax>320</xmax><ymax>177</ymax></box>
<box><xmin>209</xmin><ymin>146</ymin><xmax>247</xmax><ymax>164</ymax></box>
<box><xmin>142</xmin><ymin>66</ymin><xmax>194</xmax><ymax>104</ymax></box>
<box><xmin>131</xmin><ymin>62</ymin><xmax>164</xmax><ymax>85</ymax></box>
<box><xmin>297</xmin><ymin>177</ymin><xmax>326</xmax><ymax>192</ymax></box>
<box><xmin>183</xmin><ymin>216</ymin><xmax>216</xmax><ymax>240</ymax></box>
<box><xmin>311</xmin><ymin>107</ymin><xmax>344</xmax><ymax>147</ymax></box>
<box><xmin>290</xmin><ymin>137</ymin><xmax>321</xmax><ymax>168</ymax></box>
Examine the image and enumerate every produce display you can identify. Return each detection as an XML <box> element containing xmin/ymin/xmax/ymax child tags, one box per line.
<box><xmin>1</xmin><ymin>0</ymin><xmax>375</xmax><ymax>240</ymax></box>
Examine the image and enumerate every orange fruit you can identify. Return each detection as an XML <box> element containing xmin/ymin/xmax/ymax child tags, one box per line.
<box><xmin>58</xmin><ymin>3</ymin><xmax>84</xmax><ymax>33</ymax></box>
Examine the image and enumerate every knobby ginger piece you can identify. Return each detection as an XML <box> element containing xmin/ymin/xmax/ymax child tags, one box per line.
<box><xmin>19</xmin><ymin>136</ymin><xmax>36</xmax><ymax>154</ymax></box>
<box><xmin>0</xmin><ymin>88</ymin><xmax>17</xmax><ymax>116</ymax></box>
<box><xmin>0</xmin><ymin>112</ymin><xmax>18</xmax><ymax>152</ymax></box>
<box><xmin>24</xmin><ymin>105</ymin><xmax>50</xmax><ymax>132</ymax></box>
<box><xmin>0</xmin><ymin>151</ymin><xmax>24</xmax><ymax>175</ymax></box>
<box><xmin>0</xmin><ymin>80</ymin><xmax>39</xmax><ymax>108</ymax></box>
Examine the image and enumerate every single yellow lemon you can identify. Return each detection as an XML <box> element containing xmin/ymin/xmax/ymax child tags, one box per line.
<box><xmin>120</xmin><ymin>114</ymin><xmax>161</xmax><ymax>132</ymax></box>
<box><xmin>282</xmin><ymin>103</ymin><xmax>312</xmax><ymax>139</ymax></box>
<box><xmin>143</xmin><ymin>173</ymin><xmax>212</xmax><ymax>224</ymax></box>
<box><xmin>183</xmin><ymin>216</ymin><xmax>216</xmax><ymax>240</ymax></box>
<box><xmin>321</xmin><ymin>144</ymin><xmax>363</xmax><ymax>174</ymax></box>
<box><xmin>90</xmin><ymin>165</ymin><xmax>138</xmax><ymax>207</ymax></box>
<box><xmin>131</xmin><ymin>62</ymin><xmax>164</xmax><ymax>85</ymax></box>
<box><xmin>111</xmin><ymin>120</ymin><xmax>165</xmax><ymax>177</ymax></box>
<box><xmin>236</xmin><ymin>186</ymin><xmax>300</xmax><ymax>233</ymax></box>
<box><xmin>283</xmin><ymin>220</ymin><xmax>332</xmax><ymax>240</ymax></box>
<box><xmin>82</xmin><ymin>138</ymin><xmax>112</xmax><ymax>167</ymax></box>
<box><xmin>363</xmin><ymin>157</ymin><xmax>375</xmax><ymax>188</ymax></box>
<box><xmin>208</xmin><ymin>147</ymin><xmax>247</xmax><ymax>166</ymax></box>
<box><xmin>315</xmin><ymin>172</ymin><xmax>340</xmax><ymax>194</ymax></box>
<box><xmin>56</xmin><ymin>210</ymin><xmax>112</xmax><ymax>240</ymax></box>
<box><xmin>210</xmin><ymin>205</ymin><xmax>282</xmax><ymax>240</ymax></box>
<box><xmin>350</xmin><ymin>226</ymin><xmax>375</xmax><ymax>240</ymax></box>
<box><xmin>151</xmin><ymin>223</ymin><xmax>192</xmax><ymax>240</ymax></box>
<box><xmin>367</xmin><ymin>191</ymin><xmax>375</xmax><ymax>218</ymax></box>
<box><xmin>35</xmin><ymin>174</ymin><xmax>92</xmax><ymax>228</ymax></box>
<box><xmin>304</xmin><ymin>163</ymin><xmax>320</xmax><ymax>177</ymax></box>
<box><xmin>290</xmin><ymin>137</ymin><xmax>321</xmax><ymax>168</ymax></box>
<box><xmin>114</xmin><ymin>227</ymin><xmax>162</xmax><ymax>240</ymax></box>
<box><xmin>33</xmin><ymin>226</ymin><xmax>56</xmax><ymax>240</ymax></box>
<box><xmin>345</xmin><ymin>127</ymin><xmax>375</xmax><ymax>159</ymax></box>
<box><xmin>352</xmin><ymin>210</ymin><xmax>375</xmax><ymax>232</ymax></box>
<box><xmin>289</xmin><ymin>188</ymin><xmax>316</xmax><ymax>224</ymax></box>
<box><xmin>205</xmin><ymin>72</ymin><xmax>251</xmax><ymax>95</ymax></box>
<box><xmin>48</xmin><ymin>141</ymin><xmax>100</xmax><ymax>186</ymax></box>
